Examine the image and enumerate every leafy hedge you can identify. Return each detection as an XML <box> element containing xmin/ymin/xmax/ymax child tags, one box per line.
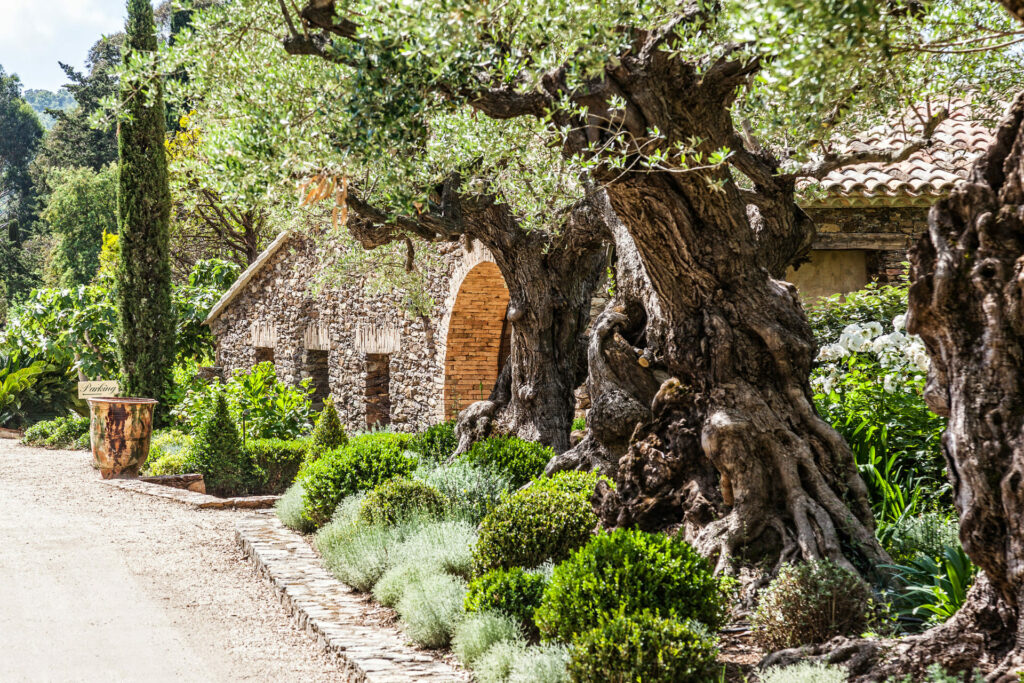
<box><xmin>567</xmin><ymin>612</ymin><xmax>719</xmax><ymax>683</ymax></box>
<box><xmin>301</xmin><ymin>433</ymin><xmax>417</xmax><ymax>527</ymax></box>
<box><xmin>359</xmin><ymin>478</ymin><xmax>447</xmax><ymax>526</ymax></box>
<box><xmin>246</xmin><ymin>437</ymin><xmax>308</xmax><ymax>495</ymax></box>
<box><xmin>23</xmin><ymin>414</ymin><xmax>89</xmax><ymax>449</ymax></box>
<box><xmin>535</xmin><ymin>528</ymin><xmax>728</xmax><ymax>643</ymax></box>
<box><xmin>472</xmin><ymin>472</ymin><xmax>600</xmax><ymax>574</ymax></box>
<box><xmin>459</xmin><ymin>435</ymin><xmax>553</xmax><ymax>488</ymax></box>
<box><xmin>465</xmin><ymin>567</ymin><xmax>548</xmax><ymax>638</ymax></box>
<box><xmin>408</xmin><ymin>420</ymin><xmax>457</xmax><ymax>463</ymax></box>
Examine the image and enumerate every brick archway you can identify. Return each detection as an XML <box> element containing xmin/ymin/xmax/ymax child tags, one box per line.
<box><xmin>443</xmin><ymin>261</ymin><xmax>510</xmax><ymax>419</ymax></box>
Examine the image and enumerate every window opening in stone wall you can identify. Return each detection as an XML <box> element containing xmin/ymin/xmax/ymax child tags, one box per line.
<box><xmin>365</xmin><ymin>353</ymin><xmax>391</xmax><ymax>428</ymax></box>
<box><xmin>305</xmin><ymin>349</ymin><xmax>330</xmax><ymax>410</ymax></box>
<box><xmin>254</xmin><ymin>346</ymin><xmax>275</xmax><ymax>365</ymax></box>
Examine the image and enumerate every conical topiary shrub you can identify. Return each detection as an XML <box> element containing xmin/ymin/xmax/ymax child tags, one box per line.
<box><xmin>189</xmin><ymin>392</ymin><xmax>258</xmax><ymax>496</ymax></box>
<box><xmin>308</xmin><ymin>397</ymin><xmax>347</xmax><ymax>460</ymax></box>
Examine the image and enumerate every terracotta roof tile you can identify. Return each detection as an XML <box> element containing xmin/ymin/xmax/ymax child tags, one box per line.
<box><xmin>800</xmin><ymin>101</ymin><xmax>997</xmax><ymax>208</ymax></box>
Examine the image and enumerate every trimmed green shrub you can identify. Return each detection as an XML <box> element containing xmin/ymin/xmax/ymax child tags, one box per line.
<box><xmin>395</xmin><ymin>572</ymin><xmax>466</xmax><ymax>649</ymax></box>
<box><xmin>752</xmin><ymin>560</ymin><xmax>871</xmax><ymax>650</ymax></box>
<box><xmin>359</xmin><ymin>478</ymin><xmax>447</xmax><ymax>526</ymax></box>
<box><xmin>145</xmin><ymin>429</ymin><xmax>193</xmax><ymax>475</ymax></box>
<box><xmin>418</xmin><ymin>460</ymin><xmax>512</xmax><ymax>524</ymax></box>
<box><xmin>245</xmin><ymin>438</ymin><xmax>307</xmax><ymax>494</ymax></box>
<box><xmin>188</xmin><ymin>393</ymin><xmax>259</xmax><ymax>496</ymax></box>
<box><xmin>465</xmin><ymin>567</ymin><xmax>547</xmax><ymax>637</ymax></box>
<box><xmin>535</xmin><ymin>528</ymin><xmax>728</xmax><ymax>643</ymax></box>
<box><xmin>408</xmin><ymin>420</ymin><xmax>457</xmax><ymax>463</ymax></box>
<box><xmin>23</xmin><ymin>415</ymin><xmax>89</xmax><ymax>449</ymax></box>
<box><xmin>474</xmin><ymin>640</ymin><xmax>528</xmax><ymax>683</ymax></box>
<box><xmin>459</xmin><ymin>435</ymin><xmax>554</xmax><ymax>488</ymax></box>
<box><xmin>300</xmin><ymin>433</ymin><xmax>417</xmax><ymax>527</ymax></box>
<box><xmin>453</xmin><ymin>611</ymin><xmax>524</xmax><ymax>667</ymax></box>
<box><xmin>566</xmin><ymin>612</ymin><xmax>719</xmax><ymax>683</ymax></box>
<box><xmin>509</xmin><ymin>644</ymin><xmax>569</xmax><ymax>683</ymax></box>
<box><xmin>308</xmin><ymin>398</ymin><xmax>347</xmax><ymax>460</ymax></box>
<box><xmin>472</xmin><ymin>472</ymin><xmax>600</xmax><ymax>575</ymax></box>
<box><xmin>760</xmin><ymin>662</ymin><xmax>848</xmax><ymax>683</ymax></box>
<box><xmin>276</xmin><ymin>481</ymin><xmax>315</xmax><ymax>533</ymax></box>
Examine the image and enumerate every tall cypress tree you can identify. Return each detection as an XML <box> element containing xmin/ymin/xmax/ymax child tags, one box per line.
<box><xmin>116</xmin><ymin>0</ymin><xmax>174</xmax><ymax>401</ymax></box>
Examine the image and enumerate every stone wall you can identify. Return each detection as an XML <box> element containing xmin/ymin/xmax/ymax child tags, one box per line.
<box><xmin>802</xmin><ymin>205</ymin><xmax>929</xmax><ymax>284</ymax></box>
<box><xmin>209</xmin><ymin>235</ymin><xmax>508</xmax><ymax>432</ymax></box>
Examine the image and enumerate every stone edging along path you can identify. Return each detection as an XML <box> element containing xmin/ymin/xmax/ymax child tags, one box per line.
<box><xmin>100</xmin><ymin>478</ymin><xmax>279</xmax><ymax>509</ymax></box>
<box><xmin>236</xmin><ymin>513</ymin><xmax>466</xmax><ymax>682</ymax></box>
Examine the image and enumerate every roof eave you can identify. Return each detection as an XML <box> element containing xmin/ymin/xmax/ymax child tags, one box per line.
<box><xmin>203</xmin><ymin>230</ymin><xmax>294</xmax><ymax>326</ymax></box>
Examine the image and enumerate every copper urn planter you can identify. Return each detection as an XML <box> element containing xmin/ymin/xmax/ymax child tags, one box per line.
<box><xmin>87</xmin><ymin>397</ymin><xmax>158</xmax><ymax>479</ymax></box>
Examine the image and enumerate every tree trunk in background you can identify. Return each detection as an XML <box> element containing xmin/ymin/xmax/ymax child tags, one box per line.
<box><xmin>455</xmin><ymin>196</ymin><xmax>611</xmax><ymax>454</ymax></box>
<box><xmin>116</xmin><ymin>0</ymin><xmax>175</xmax><ymax>405</ymax></box>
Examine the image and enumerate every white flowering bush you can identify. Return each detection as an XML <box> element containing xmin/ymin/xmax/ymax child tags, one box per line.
<box><xmin>811</xmin><ymin>305</ymin><xmax>948</xmax><ymax>522</ymax></box>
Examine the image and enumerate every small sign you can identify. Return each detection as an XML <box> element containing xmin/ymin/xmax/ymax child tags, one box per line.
<box><xmin>79</xmin><ymin>381</ymin><xmax>120</xmax><ymax>399</ymax></box>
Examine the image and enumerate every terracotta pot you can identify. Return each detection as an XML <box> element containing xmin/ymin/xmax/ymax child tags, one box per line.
<box><xmin>87</xmin><ymin>397</ymin><xmax>158</xmax><ymax>479</ymax></box>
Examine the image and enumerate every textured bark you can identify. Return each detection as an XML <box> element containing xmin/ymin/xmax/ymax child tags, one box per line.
<box><xmin>899</xmin><ymin>91</ymin><xmax>1024</xmax><ymax>679</ymax></box>
<box><xmin>348</xmin><ymin>188</ymin><xmax>612</xmax><ymax>453</ymax></box>
<box><xmin>554</xmin><ymin>46</ymin><xmax>883</xmax><ymax>575</ymax></box>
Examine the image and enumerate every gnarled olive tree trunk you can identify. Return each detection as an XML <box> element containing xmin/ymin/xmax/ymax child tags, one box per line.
<box><xmin>548</xmin><ymin>48</ymin><xmax>887</xmax><ymax>576</ymax></box>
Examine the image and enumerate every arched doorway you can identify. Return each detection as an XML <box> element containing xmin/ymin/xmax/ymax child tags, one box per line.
<box><xmin>443</xmin><ymin>261</ymin><xmax>510</xmax><ymax>419</ymax></box>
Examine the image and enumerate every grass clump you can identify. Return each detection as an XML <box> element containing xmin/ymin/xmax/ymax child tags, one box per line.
<box><xmin>752</xmin><ymin>560</ymin><xmax>871</xmax><ymax>650</ymax></box>
<box><xmin>458</xmin><ymin>435</ymin><xmax>553</xmax><ymax>488</ymax></box>
<box><xmin>760</xmin><ymin>661</ymin><xmax>848</xmax><ymax>683</ymax></box>
<box><xmin>359</xmin><ymin>478</ymin><xmax>447</xmax><ymax>526</ymax></box>
<box><xmin>535</xmin><ymin>527</ymin><xmax>728</xmax><ymax>643</ymax></box>
<box><xmin>452</xmin><ymin>611</ymin><xmax>524</xmax><ymax>667</ymax></box>
<box><xmin>472</xmin><ymin>472</ymin><xmax>601</xmax><ymax>575</ymax></box>
<box><xmin>473</xmin><ymin>640</ymin><xmax>528</xmax><ymax>683</ymax></box>
<box><xmin>396</xmin><ymin>572</ymin><xmax>467</xmax><ymax>649</ymax></box>
<box><xmin>418</xmin><ymin>460</ymin><xmax>511</xmax><ymax>524</ymax></box>
<box><xmin>276</xmin><ymin>481</ymin><xmax>315</xmax><ymax>533</ymax></box>
<box><xmin>567</xmin><ymin>612</ymin><xmax>719</xmax><ymax>683</ymax></box>
<box><xmin>508</xmin><ymin>644</ymin><xmax>569</xmax><ymax>683</ymax></box>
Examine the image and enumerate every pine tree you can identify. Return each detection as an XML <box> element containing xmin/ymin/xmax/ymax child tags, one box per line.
<box><xmin>116</xmin><ymin>0</ymin><xmax>174</xmax><ymax>402</ymax></box>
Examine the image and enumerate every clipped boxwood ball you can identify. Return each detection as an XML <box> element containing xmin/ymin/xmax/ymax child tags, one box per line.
<box><xmin>472</xmin><ymin>471</ymin><xmax>601</xmax><ymax>575</ymax></box>
<box><xmin>300</xmin><ymin>433</ymin><xmax>416</xmax><ymax>527</ymax></box>
<box><xmin>567</xmin><ymin>611</ymin><xmax>719</xmax><ymax>683</ymax></box>
<box><xmin>458</xmin><ymin>435</ymin><xmax>553</xmax><ymax>488</ymax></box>
<box><xmin>358</xmin><ymin>478</ymin><xmax>447</xmax><ymax>526</ymax></box>
<box><xmin>534</xmin><ymin>527</ymin><xmax>728</xmax><ymax>643</ymax></box>
<box><xmin>465</xmin><ymin>567</ymin><xmax>548</xmax><ymax>637</ymax></box>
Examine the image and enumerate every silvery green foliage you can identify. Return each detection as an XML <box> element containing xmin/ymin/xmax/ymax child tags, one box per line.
<box><xmin>276</xmin><ymin>481</ymin><xmax>314</xmax><ymax>533</ymax></box>
<box><xmin>418</xmin><ymin>461</ymin><xmax>513</xmax><ymax>525</ymax></box>
<box><xmin>472</xmin><ymin>640</ymin><xmax>528</xmax><ymax>683</ymax></box>
<box><xmin>388</xmin><ymin>519</ymin><xmax>477</xmax><ymax>579</ymax></box>
<box><xmin>508</xmin><ymin>644</ymin><xmax>570</xmax><ymax>683</ymax></box>
<box><xmin>760</xmin><ymin>662</ymin><xmax>848</xmax><ymax>683</ymax></box>
<box><xmin>452</xmin><ymin>611</ymin><xmax>524</xmax><ymax>667</ymax></box>
<box><xmin>372</xmin><ymin>562</ymin><xmax>436</xmax><ymax>608</ymax></box>
<box><xmin>395</xmin><ymin>572</ymin><xmax>467</xmax><ymax>649</ymax></box>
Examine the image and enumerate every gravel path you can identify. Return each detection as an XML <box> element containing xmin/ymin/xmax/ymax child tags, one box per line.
<box><xmin>0</xmin><ymin>439</ymin><xmax>346</xmax><ymax>682</ymax></box>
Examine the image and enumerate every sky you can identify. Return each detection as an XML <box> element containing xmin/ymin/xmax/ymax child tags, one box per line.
<box><xmin>0</xmin><ymin>0</ymin><xmax>127</xmax><ymax>92</ymax></box>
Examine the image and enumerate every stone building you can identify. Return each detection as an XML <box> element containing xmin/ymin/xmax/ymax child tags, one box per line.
<box><xmin>204</xmin><ymin>105</ymin><xmax>994</xmax><ymax>430</ymax></box>
<box><xmin>205</xmin><ymin>233</ymin><xmax>513</xmax><ymax>432</ymax></box>
<box><xmin>786</xmin><ymin>105</ymin><xmax>993</xmax><ymax>299</ymax></box>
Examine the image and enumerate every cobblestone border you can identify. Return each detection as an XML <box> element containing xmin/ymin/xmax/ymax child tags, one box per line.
<box><xmin>100</xmin><ymin>478</ymin><xmax>279</xmax><ymax>509</ymax></box>
<box><xmin>236</xmin><ymin>513</ymin><xmax>465</xmax><ymax>682</ymax></box>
